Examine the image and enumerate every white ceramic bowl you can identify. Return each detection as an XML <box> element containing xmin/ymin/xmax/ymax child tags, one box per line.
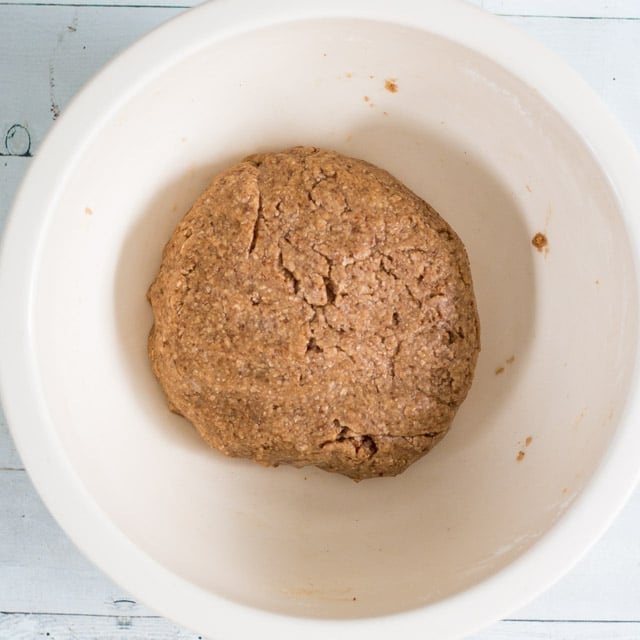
<box><xmin>2</xmin><ymin>1</ymin><xmax>640</xmax><ymax>638</ymax></box>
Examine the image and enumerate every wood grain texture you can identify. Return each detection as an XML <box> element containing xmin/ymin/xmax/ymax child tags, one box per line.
<box><xmin>0</xmin><ymin>5</ymin><xmax>180</xmax><ymax>157</ymax></box>
<box><xmin>0</xmin><ymin>615</ymin><xmax>640</xmax><ymax>640</ymax></box>
<box><xmin>1</xmin><ymin>2</ymin><xmax>640</xmax><ymax>639</ymax></box>
<box><xmin>3</xmin><ymin>0</ymin><xmax>640</xmax><ymax>18</ymax></box>
<box><xmin>0</xmin><ymin>614</ymin><xmax>202</xmax><ymax>640</ymax></box>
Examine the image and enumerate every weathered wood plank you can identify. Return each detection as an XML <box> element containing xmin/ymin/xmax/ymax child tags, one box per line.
<box><xmin>481</xmin><ymin>0</ymin><xmax>640</xmax><ymax>18</ymax></box>
<box><xmin>0</xmin><ymin>613</ymin><xmax>640</xmax><ymax>640</ymax></box>
<box><xmin>0</xmin><ymin>613</ymin><xmax>201</xmax><ymax>639</ymax></box>
<box><xmin>3</xmin><ymin>0</ymin><xmax>640</xmax><ymax>19</ymax></box>
<box><xmin>0</xmin><ymin>0</ymin><xmax>197</xmax><ymax>6</ymax></box>
<box><xmin>0</xmin><ymin>5</ymin><xmax>181</xmax><ymax>159</ymax></box>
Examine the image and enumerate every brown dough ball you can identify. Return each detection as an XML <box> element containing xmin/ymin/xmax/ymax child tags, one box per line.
<box><xmin>147</xmin><ymin>147</ymin><xmax>480</xmax><ymax>480</ymax></box>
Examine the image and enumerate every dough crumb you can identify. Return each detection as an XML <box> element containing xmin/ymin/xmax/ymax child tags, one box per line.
<box><xmin>384</xmin><ymin>78</ymin><xmax>398</xmax><ymax>93</ymax></box>
<box><xmin>532</xmin><ymin>232</ymin><xmax>548</xmax><ymax>252</ymax></box>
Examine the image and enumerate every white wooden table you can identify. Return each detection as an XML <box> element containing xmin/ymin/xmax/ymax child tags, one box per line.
<box><xmin>1</xmin><ymin>1</ymin><xmax>640</xmax><ymax>638</ymax></box>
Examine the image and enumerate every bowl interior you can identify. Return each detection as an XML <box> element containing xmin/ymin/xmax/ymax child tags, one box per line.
<box><xmin>30</xmin><ymin>18</ymin><xmax>636</xmax><ymax>618</ymax></box>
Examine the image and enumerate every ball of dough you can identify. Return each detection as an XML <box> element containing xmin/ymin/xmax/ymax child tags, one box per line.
<box><xmin>147</xmin><ymin>147</ymin><xmax>480</xmax><ymax>480</ymax></box>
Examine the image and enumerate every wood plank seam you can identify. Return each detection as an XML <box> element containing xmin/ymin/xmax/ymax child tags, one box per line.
<box><xmin>2</xmin><ymin>612</ymin><xmax>640</xmax><ymax>623</ymax></box>
<box><xmin>1</xmin><ymin>1</ymin><xmax>640</xmax><ymax>19</ymax></box>
<box><xmin>0</xmin><ymin>2</ymin><xmax>192</xmax><ymax>7</ymax></box>
<box><xmin>495</xmin><ymin>14</ymin><xmax>640</xmax><ymax>20</ymax></box>
<box><xmin>504</xmin><ymin>618</ymin><xmax>640</xmax><ymax>624</ymax></box>
<box><xmin>1</xmin><ymin>612</ymin><xmax>162</xmax><ymax>618</ymax></box>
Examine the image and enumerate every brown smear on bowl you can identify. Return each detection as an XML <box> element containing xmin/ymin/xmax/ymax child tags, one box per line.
<box><xmin>516</xmin><ymin>436</ymin><xmax>533</xmax><ymax>461</ymax></box>
<box><xmin>496</xmin><ymin>355</ymin><xmax>516</xmax><ymax>375</ymax></box>
<box><xmin>532</xmin><ymin>232</ymin><xmax>548</xmax><ymax>252</ymax></box>
<box><xmin>384</xmin><ymin>78</ymin><xmax>398</xmax><ymax>93</ymax></box>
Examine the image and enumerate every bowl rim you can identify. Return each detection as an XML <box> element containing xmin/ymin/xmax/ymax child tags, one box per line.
<box><xmin>2</xmin><ymin>0</ymin><xmax>640</xmax><ymax>638</ymax></box>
